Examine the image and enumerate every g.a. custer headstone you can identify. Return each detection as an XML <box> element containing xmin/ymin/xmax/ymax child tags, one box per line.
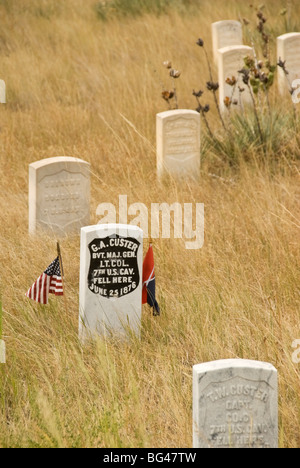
<box><xmin>156</xmin><ymin>109</ymin><xmax>200</xmax><ymax>179</ymax></box>
<box><xmin>277</xmin><ymin>32</ymin><xmax>300</xmax><ymax>95</ymax></box>
<box><xmin>218</xmin><ymin>45</ymin><xmax>253</xmax><ymax>112</ymax></box>
<box><xmin>79</xmin><ymin>224</ymin><xmax>143</xmax><ymax>342</ymax></box>
<box><xmin>212</xmin><ymin>20</ymin><xmax>243</xmax><ymax>65</ymax></box>
<box><xmin>29</xmin><ymin>156</ymin><xmax>90</xmax><ymax>236</ymax></box>
<box><xmin>193</xmin><ymin>359</ymin><xmax>278</xmax><ymax>448</ymax></box>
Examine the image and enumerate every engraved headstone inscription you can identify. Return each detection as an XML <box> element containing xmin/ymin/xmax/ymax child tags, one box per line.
<box><xmin>79</xmin><ymin>224</ymin><xmax>143</xmax><ymax>342</ymax></box>
<box><xmin>212</xmin><ymin>20</ymin><xmax>243</xmax><ymax>65</ymax></box>
<box><xmin>277</xmin><ymin>33</ymin><xmax>300</xmax><ymax>95</ymax></box>
<box><xmin>156</xmin><ymin>109</ymin><xmax>200</xmax><ymax>179</ymax></box>
<box><xmin>218</xmin><ymin>45</ymin><xmax>254</xmax><ymax>112</ymax></box>
<box><xmin>193</xmin><ymin>359</ymin><xmax>278</xmax><ymax>448</ymax></box>
<box><xmin>29</xmin><ymin>157</ymin><xmax>90</xmax><ymax>236</ymax></box>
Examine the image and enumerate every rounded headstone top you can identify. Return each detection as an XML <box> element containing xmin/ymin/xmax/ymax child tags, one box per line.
<box><xmin>193</xmin><ymin>359</ymin><xmax>277</xmax><ymax>373</ymax></box>
<box><xmin>29</xmin><ymin>156</ymin><xmax>90</xmax><ymax>170</ymax></box>
<box><xmin>81</xmin><ymin>224</ymin><xmax>143</xmax><ymax>235</ymax></box>
<box><xmin>212</xmin><ymin>20</ymin><xmax>242</xmax><ymax>27</ymax></box>
<box><xmin>277</xmin><ymin>32</ymin><xmax>300</xmax><ymax>40</ymax></box>
<box><xmin>156</xmin><ymin>109</ymin><xmax>200</xmax><ymax>119</ymax></box>
<box><xmin>218</xmin><ymin>44</ymin><xmax>253</xmax><ymax>54</ymax></box>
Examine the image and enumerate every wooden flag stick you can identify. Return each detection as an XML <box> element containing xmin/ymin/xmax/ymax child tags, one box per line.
<box><xmin>57</xmin><ymin>242</ymin><xmax>64</xmax><ymax>276</ymax></box>
<box><xmin>57</xmin><ymin>241</ymin><xmax>68</xmax><ymax>313</ymax></box>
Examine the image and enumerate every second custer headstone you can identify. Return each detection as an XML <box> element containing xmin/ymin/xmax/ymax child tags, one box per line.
<box><xmin>193</xmin><ymin>359</ymin><xmax>278</xmax><ymax>448</ymax></box>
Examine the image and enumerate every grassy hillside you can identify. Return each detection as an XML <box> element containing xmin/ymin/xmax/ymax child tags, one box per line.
<box><xmin>0</xmin><ymin>0</ymin><xmax>299</xmax><ymax>448</ymax></box>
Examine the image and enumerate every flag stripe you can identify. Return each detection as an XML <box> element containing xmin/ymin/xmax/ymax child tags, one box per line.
<box><xmin>25</xmin><ymin>257</ymin><xmax>63</xmax><ymax>305</ymax></box>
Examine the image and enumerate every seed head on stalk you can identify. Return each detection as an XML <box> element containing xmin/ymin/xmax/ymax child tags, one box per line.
<box><xmin>196</xmin><ymin>37</ymin><xmax>227</xmax><ymax>132</ymax></box>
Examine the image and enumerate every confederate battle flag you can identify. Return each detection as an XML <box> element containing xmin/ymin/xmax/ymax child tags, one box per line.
<box><xmin>142</xmin><ymin>244</ymin><xmax>160</xmax><ymax>316</ymax></box>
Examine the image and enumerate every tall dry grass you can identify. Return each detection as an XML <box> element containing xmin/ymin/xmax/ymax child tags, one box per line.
<box><xmin>0</xmin><ymin>0</ymin><xmax>299</xmax><ymax>448</ymax></box>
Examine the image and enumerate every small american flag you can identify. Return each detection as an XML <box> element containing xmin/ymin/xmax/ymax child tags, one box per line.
<box><xmin>25</xmin><ymin>257</ymin><xmax>63</xmax><ymax>305</ymax></box>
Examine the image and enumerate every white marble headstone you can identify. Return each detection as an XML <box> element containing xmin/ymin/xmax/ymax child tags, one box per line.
<box><xmin>156</xmin><ymin>109</ymin><xmax>200</xmax><ymax>179</ymax></box>
<box><xmin>29</xmin><ymin>156</ymin><xmax>90</xmax><ymax>236</ymax></box>
<box><xmin>218</xmin><ymin>45</ymin><xmax>253</xmax><ymax>112</ymax></box>
<box><xmin>212</xmin><ymin>20</ymin><xmax>243</xmax><ymax>65</ymax></box>
<box><xmin>79</xmin><ymin>224</ymin><xmax>143</xmax><ymax>342</ymax></box>
<box><xmin>277</xmin><ymin>33</ymin><xmax>300</xmax><ymax>95</ymax></box>
<box><xmin>0</xmin><ymin>80</ymin><xmax>6</xmax><ymax>104</ymax></box>
<box><xmin>0</xmin><ymin>340</ymin><xmax>5</xmax><ymax>363</ymax></box>
<box><xmin>193</xmin><ymin>359</ymin><xmax>278</xmax><ymax>448</ymax></box>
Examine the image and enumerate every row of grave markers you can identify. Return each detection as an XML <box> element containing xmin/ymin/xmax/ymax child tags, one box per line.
<box><xmin>1</xmin><ymin>23</ymin><xmax>299</xmax><ymax>108</ymax></box>
<box><xmin>1</xmin><ymin>18</ymin><xmax>291</xmax><ymax>447</ymax></box>
<box><xmin>1</xmin><ymin>151</ymin><xmax>280</xmax><ymax>440</ymax></box>
<box><xmin>6</xmin><ymin>25</ymin><xmax>298</xmax><ymax>183</ymax></box>
<box><xmin>24</xmin><ymin>156</ymin><xmax>280</xmax><ymax>448</ymax></box>
<box><xmin>1</xmin><ymin>24</ymin><xmax>299</xmax><ymax>106</ymax></box>
<box><xmin>213</xmin><ymin>21</ymin><xmax>300</xmax><ymax>103</ymax></box>
<box><xmin>5</xmin><ymin>20</ymin><xmax>298</xmax><ymax>338</ymax></box>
